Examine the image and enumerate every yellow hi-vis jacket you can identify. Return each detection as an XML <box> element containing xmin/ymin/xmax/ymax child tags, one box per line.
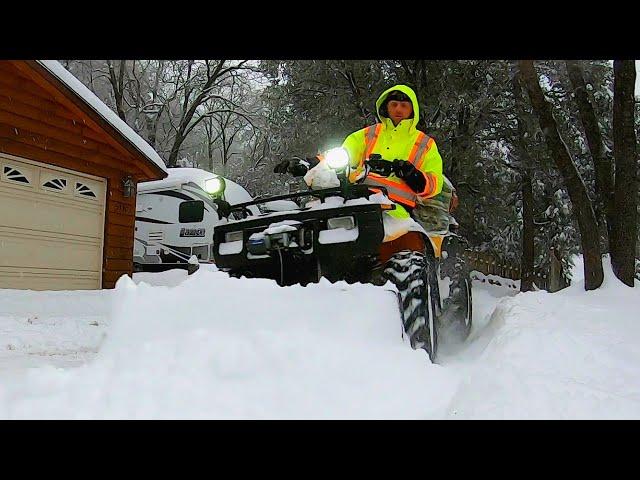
<box><xmin>341</xmin><ymin>84</ymin><xmax>444</xmax><ymax>218</ymax></box>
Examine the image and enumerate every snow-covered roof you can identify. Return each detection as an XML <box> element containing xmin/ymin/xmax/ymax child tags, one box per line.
<box><xmin>138</xmin><ymin>167</ymin><xmax>255</xmax><ymax>205</ymax></box>
<box><xmin>36</xmin><ymin>60</ymin><xmax>168</xmax><ymax>175</ymax></box>
<box><xmin>224</xmin><ymin>178</ymin><xmax>254</xmax><ymax>205</ymax></box>
<box><xmin>138</xmin><ymin>168</ymin><xmax>215</xmax><ymax>193</ymax></box>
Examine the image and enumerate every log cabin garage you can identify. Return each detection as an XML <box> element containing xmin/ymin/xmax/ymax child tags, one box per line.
<box><xmin>0</xmin><ymin>60</ymin><xmax>167</xmax><ymax>290</ymax></box>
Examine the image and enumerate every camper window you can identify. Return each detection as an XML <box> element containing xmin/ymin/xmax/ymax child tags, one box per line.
<box><xmin>179</xmin><ymin>200</ymin><xmax>205</xmax><ymax>223</ymax></box>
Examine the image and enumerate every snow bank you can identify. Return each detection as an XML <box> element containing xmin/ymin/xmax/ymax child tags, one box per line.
<box><xmin>446</xmin><ymin>258</ymin><xmax>640</xmax><ymax>419</ymax></box>
<box><xmin>132</xmin><ymin>269</ymin><xmax>190</xmax><ymax>287</ymax></box>
<box><xmin>0</xmin><ymin>271</ymin><xmax>456</xmax><ymax>419</ymax></box>
<box><xmin>2</xmin><ymin>256</ymin><xmax>638</xmax><ymax>419</ymax></box>
<box><xmin>470</xmin><ymin>271</ymin><xmax>520</xmax><ymax>290</ymax></box>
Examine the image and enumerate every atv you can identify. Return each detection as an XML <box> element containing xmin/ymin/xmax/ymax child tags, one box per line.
<box><xmin>212</xmin><ymin>149</ymin><xmax>472</xmax><ymax>362</ymax></box>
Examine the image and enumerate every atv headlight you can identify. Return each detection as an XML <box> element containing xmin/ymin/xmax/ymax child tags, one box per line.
<box><xmin>325</xmin><ymin>147</ymin><xmax>349</xmax><ymax>170</ymax></box>
<box><xmin>327</xmin><ymin>216</ymin><xmax>355</xmax><ymax>230</ymax></box>
<box><xmin>205</xmin><ymin>176</ymin><xmax>225</xmax><ymax>195</ymax></box>
<box><xmin>224</xmin><ymin>231</ymin><xmax>243</xmax><ymax>243</ymax></box>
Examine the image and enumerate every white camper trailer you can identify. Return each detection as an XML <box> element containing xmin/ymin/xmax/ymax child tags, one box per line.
<box><xmin>134</xmin><ymin>168</ymin><xmax>256</xmax><ymax>272</ymax></box>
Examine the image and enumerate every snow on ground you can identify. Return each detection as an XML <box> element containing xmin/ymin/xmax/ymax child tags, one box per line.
<box><xmin>0</xmin><ymin>288</ymin><xmax>111</xmax><ymax>372</ymax></box>
<box><xmin>0</xmin><ymin>257</ymin><xmax>638</xmax><ymax>419</ymax></box>
<box><xmin>445</xmin><ymin>257</ymin><xmax>640</xmax><ymax>419</ymax></box>
<box><xmin>0</xmin><ymin>271</ymin><xmax>458</xmax><ymax>419</ymax></box>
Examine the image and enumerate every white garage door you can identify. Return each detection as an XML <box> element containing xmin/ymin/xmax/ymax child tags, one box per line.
<box><xmin>0</xmin><ymin>154</ymin><xmax>106</xmax><ymax>290</ymax></box>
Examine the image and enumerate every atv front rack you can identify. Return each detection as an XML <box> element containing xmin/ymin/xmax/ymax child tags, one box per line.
<box><xmin>227</xmin><ymin>184</ymin><xmax>389</xmax><ymax>217</ymax></box>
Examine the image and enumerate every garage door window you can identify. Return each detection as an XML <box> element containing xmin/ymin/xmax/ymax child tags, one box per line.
<box><xmin>76</xmin><ymin>182</ymin><xmax>97</xmax><ymax>198</ymax></box>
<box><xmin>42</xmin><ymin>178</ymin><xmax>67</xmax><ymax>191</ymax></box>
<box><xmin>3</xmin><ymin>166</ymin><xmax>30</xmax><ymax>184</ymax></box>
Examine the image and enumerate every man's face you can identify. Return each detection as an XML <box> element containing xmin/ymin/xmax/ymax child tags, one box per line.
<box><xmin>387</xmin><ymin>100</ymin><xmax>413</xmax><ymax>125</ymax></box>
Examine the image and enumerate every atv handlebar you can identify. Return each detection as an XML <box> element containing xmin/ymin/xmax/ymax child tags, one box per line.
<box><xmin>229</xmin><ymin>153</ymin><xmax>400</xmax><ymax>221</ymax></box>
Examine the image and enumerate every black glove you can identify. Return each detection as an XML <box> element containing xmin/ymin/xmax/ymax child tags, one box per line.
<box><xmin>213</xmin><ymin>198</ymin><xmax>232</xmax><ymax>218</ymax></box>
<box><xmin>392</xmin><ymin>160</ymin><xmax>427</xmax><ymax>193</ymax></box>
<box><xmin>273</xmin><ymin>158</ymin><xmax>308</xmax><ymax>177</ymax></box>
<box><xmin>273</xmin><ymin>159</ymin><xmax>289</xmax><ymax>174</ymax></box>
<box><xmin>366</xmin><ymin>158</ymin><xmax>394</xmax><ymax>177</ymax></box>
<box><xmin>273</xmin><ymin>157</ymin><xmax>320</xmax><ymax>177</ymax></box>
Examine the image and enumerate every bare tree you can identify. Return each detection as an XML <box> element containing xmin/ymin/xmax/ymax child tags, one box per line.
<box><xmin>199</xmin><ymin>72</ymin><xmax>260</xmax><ymax>174</ymax></box>
<box><xmin>60</xmin><ymin>59</ymin><xmax>268</xmax><ymax>174</ymax></box>
<box><xmin>164</xmin><ymin>60</ymin><xmax>254</xmax><ymax>167</ymax></box>
<box><xmin>128</xmin><ymin>60</ymin><xmax>170</xmax><ymax>150</ymax></box>
<box><xmin>329</xmin><ymin>62</ymin><xmax>376</xmax><ymax>124</ymax></box>
<box><xmin>519</xmin><ymin>60</ymin><xmax>604</xmax><ymax>290</ymax></box>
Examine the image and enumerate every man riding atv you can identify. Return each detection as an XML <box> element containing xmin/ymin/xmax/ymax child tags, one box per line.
<box><xmin>215</xmin><ymin>85</ymin><xmax>471</xmax><ymax>362</ymax></box>
<box><xmin>274</xmin><ymin>85</ymin><xmax>444</xmax><ymax>225</ymax></box>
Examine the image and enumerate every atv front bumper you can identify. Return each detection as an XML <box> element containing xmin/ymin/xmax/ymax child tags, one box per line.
<box><xmin>212</xmin><ymin>203</ymin><xmax>385</xmax><ymax>283</ymax></box>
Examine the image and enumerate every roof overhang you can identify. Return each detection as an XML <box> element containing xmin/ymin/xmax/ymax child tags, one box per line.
<box><xmin>11</xmin><ymin>60</ymin><xmax>168</xmax><ymax>182</ymax></box>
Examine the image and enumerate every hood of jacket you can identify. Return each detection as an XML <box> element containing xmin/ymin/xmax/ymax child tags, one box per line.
<box><xmin>375</xmin><ymin>84</ymin><xmax>420</xmax><ymax>132</ymax></box>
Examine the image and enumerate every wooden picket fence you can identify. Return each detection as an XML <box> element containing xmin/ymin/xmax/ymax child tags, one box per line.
<box><xmin>462</xmin><ymin>249</ymin><xmax>569</xmax><ymax>292</ymax></box>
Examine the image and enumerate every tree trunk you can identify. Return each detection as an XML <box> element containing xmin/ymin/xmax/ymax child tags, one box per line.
<box><xmin>208</xmin><ymin>138</ymin><xmax>215</xmax><ymax>172</ymax></box>
<box><xmin>520</xmin><ymin>173</ymin><xmax>536</xmax><ymax>292</ymax></box>
<box><xmin>519</xmin><ymin>60</ymin><xmax>604</xmax><ymax>290</ymax></box>
<box><xmin>513</xmin><ymin>72</ymin><xmax>536</xmax><ymax>292</ymax></box>
<box><xmin>167</xmin><ymin>132</ymin><xmax>185</xmax><ymax>167</ymax></box>
<box><xmin>611</xmin><ymin>60</ymin><xmax>638</xmax><ymax>287</ymax></box>
<box><xmin>107</xmin><ymin>60</ymin><xmax>127</xmax><ymax>122</ymax></box>
<box><xmin>448</xmin><ymin>103</ymin><xmax>470</xmax><ymax>184</ymax></box>
<box><xmin>565</xmin><ymin>61</ymin><xmax>615</xmax><ymax>245</ymax></box>
<box><xmin>144</xmin><ymin>113</ymin><xmax>159</xmax><ymax>149</ymax></box>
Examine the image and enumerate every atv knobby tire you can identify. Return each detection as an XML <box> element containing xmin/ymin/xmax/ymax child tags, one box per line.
<box><xmin>438</xmin><ymin>234</ymin><xmax>473</xmax><ymax>341</ymax></box>
<box><xmin>452</xmin><ymin>275</ymin><xmax>473</xmax><ymax>339</ymax></box>
<box><xmin>384</xmin><ymin>250</ymin><xmax>439</xmax><ymax>362</ymax></box>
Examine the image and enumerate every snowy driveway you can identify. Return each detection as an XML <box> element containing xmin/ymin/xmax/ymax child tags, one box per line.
<box><xmin>1</xmin><ymin>262</ymin><xmax>638</xmax><ymax>419</ymax></box>
<box><xmin>0</xmin><ymin>289</ymin><xmax>111</xmax><ymax>371</ymax></box>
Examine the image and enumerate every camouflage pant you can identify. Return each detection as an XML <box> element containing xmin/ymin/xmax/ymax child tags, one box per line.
<box><xmin>412</xmin><ymin>177</ymin><xmax>454</xmax><ymax>233</ymax></box>
<box><xmin>412</xmin><ymin>204</ymin><xmax>451</xmax><ymax>233</ymax></box>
